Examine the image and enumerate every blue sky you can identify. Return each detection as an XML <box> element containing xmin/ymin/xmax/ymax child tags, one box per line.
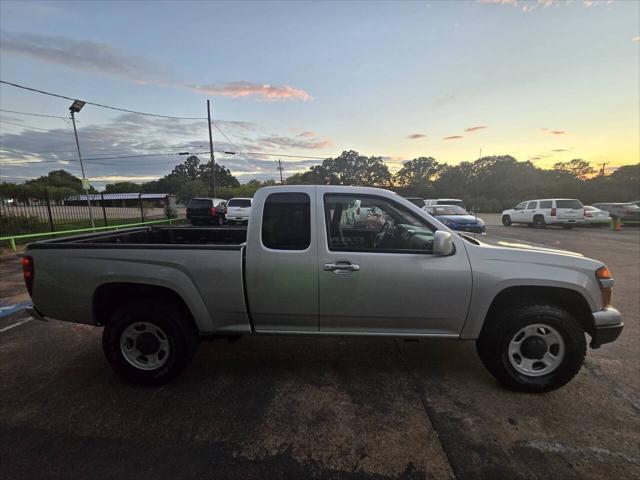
<box><xmin>0</xmin><ymin>0</ymin><xmax>638</xmax><ymax>187</ymax></box>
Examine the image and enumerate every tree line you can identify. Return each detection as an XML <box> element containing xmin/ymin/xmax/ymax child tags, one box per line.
<box><xmin>1</xmin><ymin>152</ymin><xmax>638</xmax><ymax>212</ymax></box>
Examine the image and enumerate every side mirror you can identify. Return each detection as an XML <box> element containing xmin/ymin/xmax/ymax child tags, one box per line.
<box><xmin>433</xmin><ymin>230</ymin><xmax>454</xmax><ymax>256</ymax></box>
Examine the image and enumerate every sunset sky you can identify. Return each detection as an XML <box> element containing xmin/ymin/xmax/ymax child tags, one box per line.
<box><xmin>1</xmin><ymin>0</ymin><xmax>638</xmax><ymax>187</ymax></box>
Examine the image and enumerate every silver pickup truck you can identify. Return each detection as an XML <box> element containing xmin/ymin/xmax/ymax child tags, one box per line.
<box><xmin>23</xmin><ymin>186</ymin><xmax>623</xmax><ymax>392</ymax></box>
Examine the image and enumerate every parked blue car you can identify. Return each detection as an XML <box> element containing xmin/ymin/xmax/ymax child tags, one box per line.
<box><xmin>424</xmin><ymin>205</ymin><xmax>486</xmax><ymax>234</ymax></box>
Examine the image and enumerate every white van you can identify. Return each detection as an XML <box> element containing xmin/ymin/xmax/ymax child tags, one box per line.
<box><xmin>501</xmin><ymin>199</ymin><xmax>585</xmax><ymax>228</ymax></box>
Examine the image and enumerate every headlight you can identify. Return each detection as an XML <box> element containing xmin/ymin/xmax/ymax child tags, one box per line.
<box><xmin>596</xmin><ymin>266</ymin><xmax>613</xmax><ymax>307</ymax></box>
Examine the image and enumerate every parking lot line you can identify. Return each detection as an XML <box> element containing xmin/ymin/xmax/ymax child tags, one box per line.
<box><xmin>0</xmin><ymin>318</ymin><xmax>32</xmax><ymax>333</ymax></box>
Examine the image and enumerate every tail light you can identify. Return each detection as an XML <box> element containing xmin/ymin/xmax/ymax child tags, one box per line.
<box><xmin>596</xmin><ymin>266</ymin><xmax>613</xmax><ymax>307</ymax></box>
<box><xmin>210</xmin><ymin>207</ymin><xmax>217</xmax><ymax>216</ymax></box>
<box><xmin>585</xmin><ymin>212</ymin><xmax>592</xmax><ymax>217</ymax></box>
<box><xmin>550</xmin><ymin>207</ymin><xmax>557</xmax><ymax>216</ymax></box>
<box><xmin>22</xmin><ymin>256</ymin><xmax>34</xmax><ymax>297</ymax></box>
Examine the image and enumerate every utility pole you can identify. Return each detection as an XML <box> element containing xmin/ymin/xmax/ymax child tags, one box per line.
<box><xmin>599</xmin><ymin>162</ymin><xmax>608</xmax><ymax>176</ymax></box>
<box><xmin>69</xmin><ymin>100</ymin><xmax>95</xmax><ymax>229</ymax></box>
<box><xmin>207</xmin><ymin>100</ymin><xmax>216</xmax><ymax>197</ymax></box>
<box><xmin>277</xmin><ymin>159</ymin><xmax>284</xmax><ymax>184</ymax></box>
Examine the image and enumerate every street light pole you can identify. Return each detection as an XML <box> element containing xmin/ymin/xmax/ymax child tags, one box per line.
<box><xmin>206</xmin><ymin>100</ymin><xmax>216</xmax><ymax>197</ymax></box>
<box><xmin>69</xmin><ymin>100</ymin><xmax>95</xmax><ymax>229</ymax></box>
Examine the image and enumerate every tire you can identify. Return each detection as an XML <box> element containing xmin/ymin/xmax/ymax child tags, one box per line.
<box><xmin>476</xmin><ymin>304</ymin><xmax>586</xmax><ymax>392</ymax></box>
<box><xmin>102</xmin><ymin>299</ymin><xmax>199</xmax><ymax>386</ymax></box>
<box><xmin>533</xmin><ymin>215</ymin><xmax>546</xmax><ymax>229</ymax></box>
<box><xmin>502</xmin><ymin>215</ymin><xmax>512</xmax><ymax>226</ymax></box>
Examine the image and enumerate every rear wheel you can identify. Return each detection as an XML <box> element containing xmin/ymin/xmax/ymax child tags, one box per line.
<box><xmin>476</xmin><ymin>304</ymin><xmax>586</xmax><ymax>392</ymax></box>
<box><xmin>502</xmin><ymin>215</ymin><xmax>512</xmax><ymax>226</ymax></box>
<box><xmin>533</xmin><ymin>215</ymin><xmax>546</xmax><ymax>229</ymax></box>
<box><xmin>102</xmin><ymin>299</ymin><xmax>199</xmax><ymax>386</ymax></box>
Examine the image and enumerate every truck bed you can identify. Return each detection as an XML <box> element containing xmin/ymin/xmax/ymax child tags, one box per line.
<box><xmin>27</xmin><ymin>226</ymin><xmax>248</xmax><ymax>249</ymax></box>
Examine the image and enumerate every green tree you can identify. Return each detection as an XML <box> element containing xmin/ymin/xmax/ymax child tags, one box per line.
<box><xmin>394</xmin><ymin>157</ymin><xmax>441</xmax><ymax>186</ymax></box>
<box><xmin>197</xmin><ymin>162</ymin><xmax>241</xmax><ymax>189</ymax></box>
<box><xmin>288</xmin><ymin>150</ymin><xmax>391</xmax><ymax>186</ymax></box>
<box><xmin>104</xmin><ymin>181</ymin><xmax>143</xmax><ymax>193</ymax></box>
<box><xmin>553</xmin><ymin>159</ymin><xmax>595</xmax><ymax>180</ymax></box>
<box><xmin>25</xmin><ymin>170</ymin><xmax>97</xmax><ymax>193</ymax></box>
<box><xmin>286</xmin><ymin>165</ymin><xmax>338</xmax><ymax>185</ymax></box>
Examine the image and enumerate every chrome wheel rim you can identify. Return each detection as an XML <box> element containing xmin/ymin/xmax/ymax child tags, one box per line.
<box><xmin>120</xmin><ymin>322</ymin><xmax>170</xmax><ymax>370</ymax></box>
<box><xmin>508</xmin><ymin>323</ymin><xmax>565</xmax><ymax>377</ymax></box>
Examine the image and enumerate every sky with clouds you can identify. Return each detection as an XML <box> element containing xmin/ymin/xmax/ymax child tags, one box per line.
<box><xmin>0</xmin><ymin>0</ymin><xmax>638</xmax><ymax>188</ymax></box>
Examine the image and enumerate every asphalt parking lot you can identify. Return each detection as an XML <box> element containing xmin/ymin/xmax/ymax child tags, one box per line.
<box><xmin>1</xmin><ymin>222</ymin><xmax>638</xmax><ymax>480</ymax></box>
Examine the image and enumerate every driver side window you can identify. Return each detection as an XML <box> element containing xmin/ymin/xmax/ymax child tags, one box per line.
<box><xmin>324</xmin><ymin>194</ymin><xmax>436</xmax><ymax>253</ymax></box>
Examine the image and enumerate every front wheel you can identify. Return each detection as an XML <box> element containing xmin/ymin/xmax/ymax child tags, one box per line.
<box><xmin>102</xmin><ymin>299</ymin><xmax>199</xmax><ymax>386</ymax></box>
<box><xmin>476</xmin><ymin>304</ymin><xmax>586</xmax><ymax>392</ymax></box>
<box><xmin>502</xmin><ymin>215</ymin><xmax>512</xmax><ymax>226</ymax></box>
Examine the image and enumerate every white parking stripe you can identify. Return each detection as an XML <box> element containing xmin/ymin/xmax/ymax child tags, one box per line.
<box><xmin>0</xmin><ymin>318</ymin><xmax>32</xmax><ymax>333</ymax></box>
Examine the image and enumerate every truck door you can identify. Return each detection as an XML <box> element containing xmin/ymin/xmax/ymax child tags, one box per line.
<box><xmin>245</xmin><ymin>188</ymin><xmax>319</xmax><ymax>331</ymax></box>
<box><xmin>317</xmin><ymin>191</ymin><xmax>472</xmax><ymax>335</ymax></box>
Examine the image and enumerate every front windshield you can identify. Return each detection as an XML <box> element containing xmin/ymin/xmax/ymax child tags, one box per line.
<box><xmin>433</xmin><ymin>205</ymin><xmax>468</xmax><ymax>215</ymax></box>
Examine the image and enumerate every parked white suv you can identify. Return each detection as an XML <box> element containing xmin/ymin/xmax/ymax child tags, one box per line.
<box><xmin>502</xmin><ymin>199</ymin><xmax>585</xmax><ymax>228</ymax></box>
<box><xmin>225</xmin><ymin>198</ymin><xmax>252</xmax><ymax>224</ymax></box>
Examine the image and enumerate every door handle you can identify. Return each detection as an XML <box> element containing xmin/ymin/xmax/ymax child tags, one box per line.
<box><xmin>324</xmin><ymin>261</ymin><xmax>360</xmax><ymax>273</ymax></box>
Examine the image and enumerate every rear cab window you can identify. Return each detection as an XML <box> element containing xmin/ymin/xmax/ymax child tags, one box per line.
<box><xmin>228</xmin><ymin>199</ymin><xmax>252</xmax><ymax>207</ymax></box>
<box><xmin>188</xmin><ymin>198</ymin><xmax>212</xmax><ymax>208</ymax></box>
<box><xmin>261</xmin><ymin>193</ymin><xmax>310</xmax><ymax>250</ymax></box>
<box><xmin>556</xmin><ymin>200</ymin><xmax>583</xmax><ymax>209</ymax></box>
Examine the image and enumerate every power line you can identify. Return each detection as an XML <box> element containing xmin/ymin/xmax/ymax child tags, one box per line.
<box><xmin>0</xmin><ymin>108</ymin><xmax>69</xmax><ymax>120</ymax></box>
<box><xmin>0</xmin><ymin>119</ymin><xmax>74</xmax><ymax>134</ymax></box>
<box><xmin>0</xmin><ymin>80</ymin><xmax>206</xmax><ymax>120</ymax></box>
<box><xmin>241</xmin><ymin>151</ymin><xmax>326</xmax><ymax>160</ymax></box>
<box><xmin>0</xmin><ymin>145</ymin><xmax>209</xmax><ymax>154</ymax></box>
<box><xmin>0</xmin><ymin>147</ymin><xmax>209</xmax><ymax>163</ymax></box>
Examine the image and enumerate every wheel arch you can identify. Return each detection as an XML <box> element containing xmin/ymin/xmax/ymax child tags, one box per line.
<box><xmin>479</xmin><ymin>285</ymin><xmax>595</xmax><ymax>338</ymax></box>
<box><xmin>93</xmin><ymin>283</ymin><xmax>199</xmax><ymax>334</ymax></box>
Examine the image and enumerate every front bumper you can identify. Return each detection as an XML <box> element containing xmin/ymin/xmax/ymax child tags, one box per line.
<box><xmin>450</xmin><ymin>224</ymin><xmax>486</xmax><ymax>234</ymax></box>
<box><xmin>585</xmin><ymin>217</ymin><xmax>611</xmax><ymax>225</ymax></box>
<box><xmin>590</xmin><ymin>307</ymin><xmax>624</xmax><ymax>348</ymax></box>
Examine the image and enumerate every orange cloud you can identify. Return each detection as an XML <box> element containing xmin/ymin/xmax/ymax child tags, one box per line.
<box><xmin>443</xmin><ymin>135</ymin><xmax>464</xmax><ymax>140</ymax></box>
<box><xmin>189</xmin><ymin>81</ymin><xmax>312</xmax><ymax>101</ymax></box>
<box><xmin>407</xmin><ymin>133</ymin><xmax>427</xmax><ymax>139</ymax></box>
<box><xmin>542</xmin><ymin>128</ymin><xmax>567</xmax><ymax>135</ymax></box>
<box><xmin>465</xmin><ymin>126</ymin><xmax>488</xmax><ymax>132</ymax></box>
<box><xmin>297</xmin><ymin>130</ymin><xmax>316</xmax><ymax>138</ymax></box>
